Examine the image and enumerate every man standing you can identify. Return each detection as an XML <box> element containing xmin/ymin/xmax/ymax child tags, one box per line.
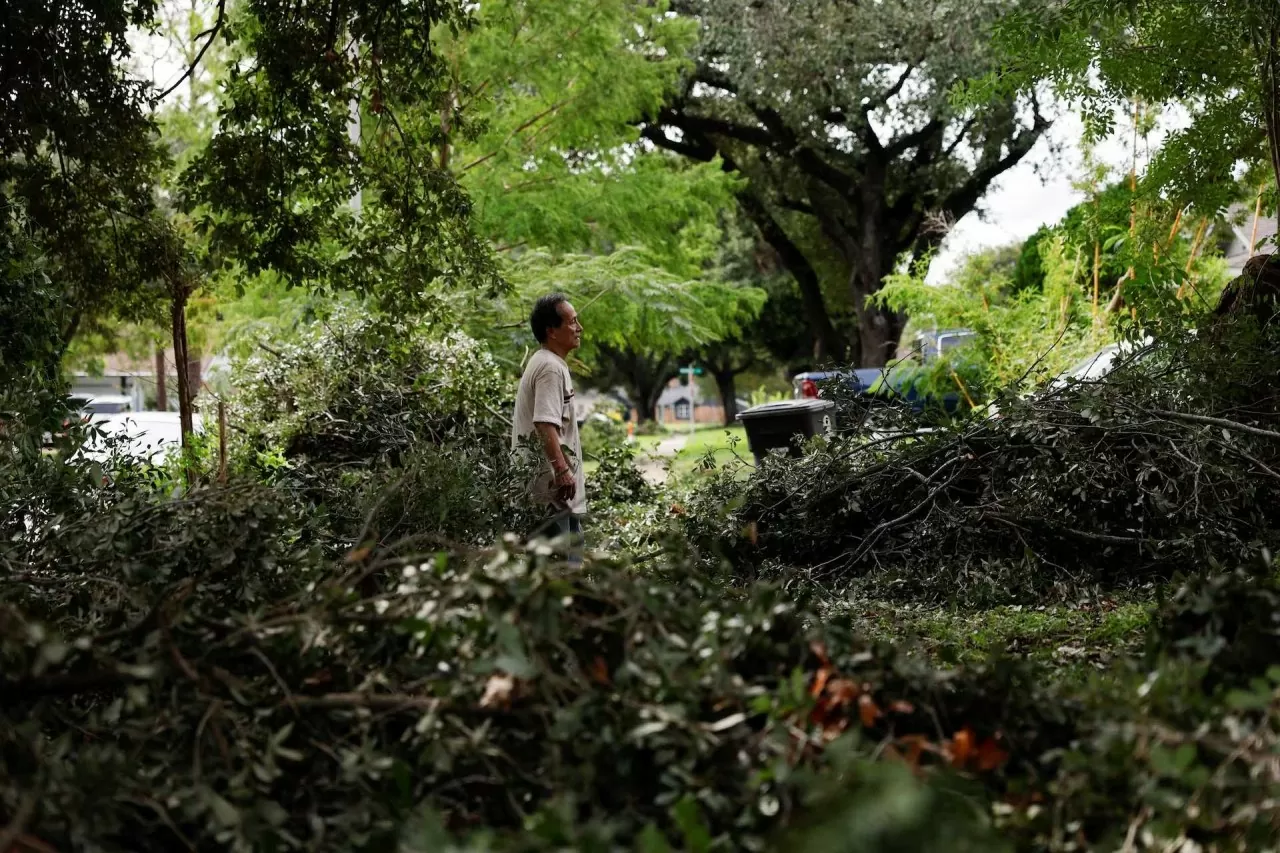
<box><xmin>511</xmin><ymin>293</ymin><xmax>586</xmax><ymax>562</ymax></box>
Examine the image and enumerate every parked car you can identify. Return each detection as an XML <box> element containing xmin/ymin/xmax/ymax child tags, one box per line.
<box><xmin>792</xmin><ymin>368</ymin><xmax>886</xmax><ymax>400</ymax></box>
<box><xmin>81</xmin><ymin>411</ymin><xmax>202</xmax><ymax>465</ymax></box>
<box><xmin>70</xmin><ymin>394</ymin><xmax>135</xmax><ymax>417</ymax></box>
<box><xmin>793</xmin><ymin>365</ymin><xmax>965</xmax><ymax>417</ymax></box>
<box><xmin>1047</xmin><ymin>337</ymin><xmax>1153</xmax><ymax>390</ymax></box>
<box><xmin>914</xmin><ymin>328</ymin><xmax>978</xmax><ymax>361</ymax></box>
<box><xmin>793</xmin><ymin>328</ymin><xmax>976</xmax><ymax>414</ymax></box>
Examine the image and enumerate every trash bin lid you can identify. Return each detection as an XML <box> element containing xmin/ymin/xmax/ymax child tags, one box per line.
<box><xmin>737</xmin><ymin>398</ymin><xmax>836</xmax><ymax>420</ymax></box>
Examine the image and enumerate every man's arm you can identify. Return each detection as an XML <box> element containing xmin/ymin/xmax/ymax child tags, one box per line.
<box><xmin>534</xmin><ymin>421</ymin><xmax>576</xmax><ymax>504</ymax></box>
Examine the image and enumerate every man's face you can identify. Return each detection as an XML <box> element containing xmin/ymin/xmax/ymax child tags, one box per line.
<box><xmin>548</xmin><ymin>301</ymin><xmax>582</xmax><ymax>352</ymax></box>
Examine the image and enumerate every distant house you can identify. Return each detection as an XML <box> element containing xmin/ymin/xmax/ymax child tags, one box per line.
<box><xmin>654</xmin><ymin>378</ymin><xmax>729</xmax><ymax>426</ymax></box>
<box><xmin>1222</xmin><ymin>204</ymin><xmax>1279</xmax><ymax>276</ymax></box>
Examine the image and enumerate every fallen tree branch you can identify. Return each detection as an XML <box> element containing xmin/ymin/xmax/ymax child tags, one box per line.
<box><xmin>1151</xmin><ymin>409</ymin><xmax>1280</xmax><ymax>441</ymax></box>
<box><xmin>290</xmin><ymin>692</ymin><xmax>442</xmax><ymax>712</ymax></box>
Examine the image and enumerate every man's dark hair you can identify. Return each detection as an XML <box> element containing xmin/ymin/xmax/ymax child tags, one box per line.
<box><xmin>530</xmin><ymin>293</ymin><xmax>569</xmax><ymax>343</ymax></box>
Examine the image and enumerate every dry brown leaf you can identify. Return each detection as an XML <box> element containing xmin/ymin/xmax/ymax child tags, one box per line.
<box><xmin>857</xmin><ymin>693</ymin><xmax>881</xmax><ymax>728</ymax></box>
<box><xmin>975</xmin><ymin>736</ymin><xmax>1010</xmax><ymax>771</ymax></box>
<box><xmin>825</xmin><ymin>678</ymin><xmax>859</xmax><ymax>707</ymax></box>
<box><xmin>588</xmin><ymin>655</ymin><xmax>610</xmax><ymax>686</ymax></box>
<box><xmin>809</xmin><ymin>665</ymin><xmax>832</xmax><ymax>699</ymax></box>
<box><xmin>344</xmin><ymin>545</ymin><xmax>372</xmax><ymax>564</ymax></box>
<box><xmin>949</xmin><ymin>727</ymin><xmax>975</xmax><ymax>768</ymax></box>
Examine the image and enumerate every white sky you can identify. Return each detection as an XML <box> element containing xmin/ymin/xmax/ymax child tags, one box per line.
<box><xmin>926</xmin><ymin>105</ymin><xmax>1186</xmax><ymax>283</ymax></box>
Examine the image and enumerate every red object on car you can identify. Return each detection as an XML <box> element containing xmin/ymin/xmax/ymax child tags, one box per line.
<box><xmin>800</xmin><ymin>378</ymin><xmax>819</xmax><ymax>398</ymax></box>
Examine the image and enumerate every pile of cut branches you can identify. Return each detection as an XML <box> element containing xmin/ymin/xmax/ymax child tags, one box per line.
<box><xmin>0</xmin><ymin>463</ymin><xmax>1061</xmax><ymax>851</ymax></box>
<box><xmin>685</xmin><ymin>320</ymin><xmax>1280</xmax><ymax>605</ymax></box>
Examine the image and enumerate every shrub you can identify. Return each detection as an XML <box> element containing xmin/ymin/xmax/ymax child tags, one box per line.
<box><xmin>225</xmin><ymin>313</ymin><xmax>545</xmax><ymax>548</ymax></box>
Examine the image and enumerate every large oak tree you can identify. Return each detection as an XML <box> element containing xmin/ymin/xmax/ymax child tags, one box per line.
<box><xmin>643</xmin><ymin>0</ymin><xmax>1051</xmax><ymax>366</ymax></box>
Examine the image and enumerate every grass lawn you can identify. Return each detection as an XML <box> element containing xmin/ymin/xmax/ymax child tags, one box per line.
<box><xmin>662</xmin><ymin>425</ymin><xmax>752</xmax><ymax>481</ymax></box>
<box><xmin>846</xmin><ymin>597</ymin><xmax>1151</xmax><ymax>681</ymax></box>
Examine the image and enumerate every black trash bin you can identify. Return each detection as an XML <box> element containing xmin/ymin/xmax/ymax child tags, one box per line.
<box><xmin>737</xmin><ymin>399</ymin><xmax>836</xmax><ymax>463</ymax></box>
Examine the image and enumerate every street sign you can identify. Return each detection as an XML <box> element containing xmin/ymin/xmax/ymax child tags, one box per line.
<box><xmin>678</xmin><ymin>367</ymin><xmax>704</xmax><ymax>375</ymax></box>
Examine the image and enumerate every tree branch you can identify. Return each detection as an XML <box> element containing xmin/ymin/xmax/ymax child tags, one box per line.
<box><xmin>640</xmin><ymin>124</ymin><xmax>717</xmax><ymax>162</ymax></box>
<box><xmin>885</xmin><ymin>117</ymin><xmax>945</xmax><ymax>158</ymax></box>
<box><xmin>1152</xmin><ymin>409</ymin><xmax>1280</xmax><ymax>441</ymax></box>
<box><xmin>861</xmin><ymin>61</ymin><xmax>921</xmax><ymax>116</ymax></box>
<box><xmin>939</xmin><ymin>100</ymin><xmax>1050</xmax><ymax>218</ymax></box>
<box><xmin>655</xmin><ymin>106</ymin><xmax>775</xmax><ymax>149</ymax></box>
<box><xmin>155</xmin><ymin>0</ymin><xmax>228</xmax><ymax>103</ymax></box>
<box><xmin>736</xmin><ymin>192</ymin><xmax>843</xmax><ymax>361</ymax></box>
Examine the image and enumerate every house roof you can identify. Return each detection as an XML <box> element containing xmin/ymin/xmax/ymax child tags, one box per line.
<box><xmin>656</xmin><ymin>380</ymin><xmax>717</xmax><ymax>408</ymax></box>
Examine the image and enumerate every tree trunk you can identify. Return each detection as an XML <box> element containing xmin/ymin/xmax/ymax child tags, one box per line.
<box><xmin>856</xmin><ymin>304</ymin><xmax>906</xmax><ymax>367</ymax></box>
<box><xmin>736</xmin><ymin>192</ymin><xmax>846</xmax><ymax>363</ymax></box>
<box><xmin>848</xmin><ymin>230</ymin><xmax>905</xmax><ymax>367</ymax></box>
<box><xmin>712</xmin><ymin>369</ymin><xmax>738</xmax><ymax>426</ymax></box>
<box><xmin>628</xmin><ymin>372</ymin><xmax>668</xmax><ymax>424</ymax></box>
<box><xmin>187</xmin><ymin>347</ymin><xmax>203</xmax><ymax>405</ymax></box>
<box><xmin>1261</xmin><ymin>20</ymin><xmax>1280</xmax><ymax>231</ymax></box>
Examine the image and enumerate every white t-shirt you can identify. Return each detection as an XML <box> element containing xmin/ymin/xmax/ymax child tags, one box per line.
<box><xmin>511</xmin><ymin>348</ymin><xmax>587</xmax><ymax>515</ymax></box>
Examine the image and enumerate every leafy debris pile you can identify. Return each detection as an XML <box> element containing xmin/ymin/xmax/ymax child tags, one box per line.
<box><xmin>0</xmin><ymin>462</ymin><xmax>1066</xmax><ymax>851</ymax></box>
<box><xmin>685</xmin><ymin>322</ymin><xmax>1280</xmax><ymax>605</ymax></box>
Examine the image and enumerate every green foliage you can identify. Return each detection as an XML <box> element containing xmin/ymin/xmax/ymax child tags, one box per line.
<box><xmin>582</xmin><ymin>416</ymin><xmax>656</xmax><ymax>509</ymax></box>
<box><xmin>0</xmin><ymin>448</ymin><xmax>1054</xmax><ymax>852</ymax></box>
<box><xmin>493</xmin><ymin>248</ymin><xmax>765</xmax><ymax>362</ymax></box>
<box><xmin>476</xmin><ymin>247</ymin><xmax>766</xmax><ymax>422</ymax></box>
<box><xmin>968</xmin><ymin>0</ymin><xmax>1280</xmax><ymax>212</ymax></box>
<box><xmin>1</xmin><ymin>0</ymin><xmax>178</xmax><ymax>378</ymax></box>
<box><xmin>182</xmin><ymin>0</ymin><xmax>498</xmax><ymax>309</ymax></box>
<box><xmin>444</xmin><ymin>0</ymin><xmax>735</xmax><ymax>271</ymax></box>
<box><xmin>1150</xmin><ymin>560</ymin><xmax>1280</xmax><ymax>691</ymax></box>
<box><xmin>649</xmin><ymin>0</ymin><xmax>1051</xmax><ymax>364</ymax></box>
<box><xmin>878</xmin><ymin>238</ymin><xmax>1111</xmax><ymax>396</ymax></box>
<box><xmin>227</xmin><ymin>311</ymin><xmax>542</xmax><ymax>547</ymax></box>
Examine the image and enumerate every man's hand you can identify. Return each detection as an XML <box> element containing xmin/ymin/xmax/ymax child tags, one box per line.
<box><xmin>553</xmin><ymin>466</ymin><xmax>576</xmax><ymax>504</ymax></box>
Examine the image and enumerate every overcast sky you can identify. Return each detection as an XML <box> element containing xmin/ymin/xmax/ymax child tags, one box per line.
<box><xmin>927</xmin><ymin>105</ymin><xmax>1186</xmax><ymax>283</ymax></box>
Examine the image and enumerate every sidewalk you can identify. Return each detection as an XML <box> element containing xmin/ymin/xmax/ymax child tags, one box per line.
<box><xmin>636</xmin><ymin>433</ymin><xmax>689</xmax><ymax>485</ymax></box>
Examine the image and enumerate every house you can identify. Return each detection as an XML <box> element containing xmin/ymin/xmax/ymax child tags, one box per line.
<box><xmin>654</xmin><ymin>378</ymin><xmax>731</xmax><ymax>426</ymax></box>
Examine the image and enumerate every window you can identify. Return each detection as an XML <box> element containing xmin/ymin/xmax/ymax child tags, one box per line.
<box><xmin>674</xmin><ymin>401</ymin><xmax>691</xmax><ymax>420</ymax></box>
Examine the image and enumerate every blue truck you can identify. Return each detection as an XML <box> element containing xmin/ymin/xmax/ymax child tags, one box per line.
<box><xmin>792</xmin><ymin>329</ymin><xmax>976</xmax><ymax>415</ymax></box>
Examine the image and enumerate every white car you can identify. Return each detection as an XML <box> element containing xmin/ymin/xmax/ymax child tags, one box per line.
<box><xmin>82</xmin><ymin>412</ymin><xmax>203</xmax><ymax>464</ymax></box>
<box><xmin>70</xmin><ymin>394</ymin><xmax>135</xmax><ymax>418</ymax></box>
<box><xmin>1048</xmin><ymin>336</ymin><xmax>1153</xmax><ymax>390</ymax></box>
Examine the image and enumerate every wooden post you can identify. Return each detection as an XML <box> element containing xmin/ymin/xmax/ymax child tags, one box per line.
<box><xmin>154</xmin><ymin>347</ymin><xmax>167</xmax><ymax>411</ymax></box>
<box><xmin>1250</xmin><ymin>192</ymin><xmax>1264</xmax><ymax>254</ymax></box>
<box><xmin>218</xmin><ymin>400</ymin><xmax>228</xmax><ymax>483</ymax></box>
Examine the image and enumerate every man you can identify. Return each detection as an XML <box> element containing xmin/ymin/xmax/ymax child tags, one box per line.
<box><xmin>511</xmin><ymin>293</ymin><xmax>586</xmax><ymax>563</ymax></box>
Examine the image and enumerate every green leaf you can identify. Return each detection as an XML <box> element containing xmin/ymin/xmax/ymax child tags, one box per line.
<box><xmin>672</xmin><ymin>795</ymin><xmax>712</xmax><ymax>853</ymax></box>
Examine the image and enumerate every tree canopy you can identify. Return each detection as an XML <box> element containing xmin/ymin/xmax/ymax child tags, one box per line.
<box><xmin>642</xmin><ymin>0</ymin><xmax>1051</xmax><ymax>366</ymax></box>
<box><xmin>0</xmin><ymin>0</ymin><xmax>176</xmax><ymax>386</ymax></box>
<box><xmin>971</xmin><ymin>0</ymin><xmax>1280</xmax><ymax>223</ymax></box>
<box><xmin>181</xmin><ymin>0</ymin><xmax>496</xmax><ymax>311</ymax></box>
